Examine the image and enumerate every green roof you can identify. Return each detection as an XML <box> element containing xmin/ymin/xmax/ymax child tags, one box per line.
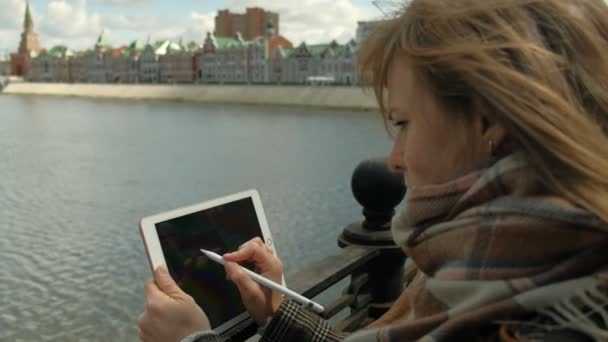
<box><xmin>308</xmin><ymin>44</ymin><xmax>330</xmax><ymax>57</ymax></box>
<box><xmin>287</xmin><ymin>41</ymin><xmax>356</xmax><ymax>59</ymax></box>
<box><xmin>143</xmin><ymin>40</ymin><xmax>184</xmax><ymax>56</ymax></box>
<box><xmin>48</xmin><ymin>45</ymin><xmax>73</xmax><ymax>58</ymax></box>
<box><xmin>214</xmin><ymin>36</ymin><xmax>244</xmax><ymax>49</ymax></box>
<box><xmin>95</xmin><ymin>30</ymin><xmax>112</xmax><ymax>49</ymax></box>
<box><xmin>122</xmin><ymin>40</ymin><xmax>145</xmax><ymax>56</ymax></box>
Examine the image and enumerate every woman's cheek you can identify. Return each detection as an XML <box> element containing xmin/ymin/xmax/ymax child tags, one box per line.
<box><xmin>403</xmin><ymin>133</ymin><xmax>433</xmax><ymax>186</ymax></box>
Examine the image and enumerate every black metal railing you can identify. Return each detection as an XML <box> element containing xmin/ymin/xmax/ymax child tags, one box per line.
<box><xmin>222</xmin><ymin>158</ymin><xmax>407</xmax><ymax>341</ymax></box>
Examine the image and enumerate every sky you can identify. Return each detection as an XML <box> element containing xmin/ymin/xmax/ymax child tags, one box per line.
<box><xmin>0</xmin><ymin>0</ymin><xmax>385</xmax><ymax>54</ymax></box>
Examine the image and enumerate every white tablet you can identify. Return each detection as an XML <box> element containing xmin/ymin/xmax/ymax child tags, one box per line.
<box><xmin>139</xmin><ymin>189</ymin><xmax>280</xmax><ymax>334</ymax></box>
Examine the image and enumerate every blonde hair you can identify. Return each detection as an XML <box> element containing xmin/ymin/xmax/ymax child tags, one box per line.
<box><xmin>359</xmin><ymin>0</ymin><xmax>608</xmax><ymax>222</ymax></box>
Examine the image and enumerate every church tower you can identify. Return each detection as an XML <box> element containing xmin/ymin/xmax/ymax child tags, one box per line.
<box><xmin>11</xmin><ymin>1</ymin><xmax>42</xmax><ymax>76</ymax></box>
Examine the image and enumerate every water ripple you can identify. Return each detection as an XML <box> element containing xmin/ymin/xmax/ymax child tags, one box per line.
<box><xmin>0</xmin><ymin>95</ymin><xmax>388</xmax><ymax>340</ymax></box>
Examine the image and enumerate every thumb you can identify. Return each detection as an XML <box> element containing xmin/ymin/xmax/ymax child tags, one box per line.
<box><xmin>154</xmin><ymin>266</ymin><xmax>183</xmax><ymax>297</ymax></box>
<box><xmin>225</xmin><ymin>262</ymin><xmax>262</xmax><ymax>303</ymax></box>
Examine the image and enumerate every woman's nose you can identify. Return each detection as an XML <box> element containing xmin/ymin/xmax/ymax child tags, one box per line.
<box><xmin>388</xmin><ymin>144</ymin><xmax>406</xmax><ymax>173</ymax></box>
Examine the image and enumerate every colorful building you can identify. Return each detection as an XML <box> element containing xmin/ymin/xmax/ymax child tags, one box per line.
<box><xmin>198</xmin><ymin>21</ymin><xmax>292</xmax><ymax>84</ymax></box>
<box><xmin>11</xmin><ymin>1</ymin><xmax>42</xmax><ymax>77</ymax></box>
<box><xmin>7</xmin><ymin>6</ymin><xmax>360</xmax><ymax>86</ymax></box>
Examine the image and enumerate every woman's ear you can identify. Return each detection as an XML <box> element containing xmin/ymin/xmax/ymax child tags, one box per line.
<box><xmin>481</xmin><ymin>115</ymin><xmax>508</xmax><ymax>156</ymax></box>
<box><xmin>472</xmin><ymin>97</ymin><xmax>507</xmax><ymax>154</ymax></box>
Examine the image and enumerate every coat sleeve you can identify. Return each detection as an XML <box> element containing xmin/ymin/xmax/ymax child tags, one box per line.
<box><xmin>260</xmin><ymin>299</ymin><xmax>348</xmax><ymax>342</ymax></box>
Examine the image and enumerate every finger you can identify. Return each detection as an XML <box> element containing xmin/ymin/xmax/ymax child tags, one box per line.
<box><xmin>138</xmin><ymin>313</ymin><xmax>149</xmax><ymax>341</ymax></box>
<box><xmin>225</xmin><ymin>261</ymin><xmax>265</xmax><ymax>303</ymax></box>
<box><xmin>238</xmin><ymin>237</ymin><xmax>265</xmax><ymax>252</ymax></box>
<box><xmin>144</xmin><ymin>279</ymin><xmax>164</xmax><ymax>305</ymax></box>
<box><xmin>239</xmin><ymin>236</ymin><xmax>264</xmax><ymax>249</ymax></box>
<box><xmin>153</xmin><ymin>266</ymin><xmax>183</xmax><ymax>297</ymax></box>
<box><xmin>224</xmin><ymin>239</ymin><xmax>276</xmax><ymax>270</ymax></box>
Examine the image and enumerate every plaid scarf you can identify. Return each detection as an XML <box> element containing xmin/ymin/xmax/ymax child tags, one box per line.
<box><xmin>348</xmin><ymin>154</ymin><xmax>608</xmax><ymax>342</ymax></box>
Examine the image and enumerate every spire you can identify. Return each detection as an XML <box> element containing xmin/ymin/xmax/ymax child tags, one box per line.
<box><xmin>265</xmin><ymin>19</ymin><xmax>275</xmax><ymax>39</ymax></box>
<box><xmin>24</xmin><ymin>0</ymin><xmax>33</xmax><ymax>31</ymax></box>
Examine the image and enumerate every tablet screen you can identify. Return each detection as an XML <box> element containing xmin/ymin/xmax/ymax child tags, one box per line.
<box><xmin>154</xmin><ymin>197</ymin><xmax>261</xmax><ymax>329</ymax></box>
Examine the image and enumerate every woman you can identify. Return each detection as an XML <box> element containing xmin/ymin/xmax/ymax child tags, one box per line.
<box><xmin>138</xmin><ymin>0</ymin><xmax>608</xmax><ymax>341</ymax></box>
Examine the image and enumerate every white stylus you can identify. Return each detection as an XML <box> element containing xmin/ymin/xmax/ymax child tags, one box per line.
<box><xmin>200</xmin><ymin>249</ymin><xmax>325</xmax><ymax>314</ymax></box>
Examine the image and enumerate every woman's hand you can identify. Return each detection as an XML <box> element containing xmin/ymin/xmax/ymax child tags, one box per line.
<box><xmin>223</xmin><ymin>237</ymin><xmax>285</xmax><ymax>325</ymax></box>
<box><xmin>138</xmin><ymin>266</ymin><xmax>211</xmax><ymax>342</ymax></box>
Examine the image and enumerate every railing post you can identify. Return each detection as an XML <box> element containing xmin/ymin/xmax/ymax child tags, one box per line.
<box><xmin>338</xmin><ymin>158</ymin><xmax>407</xmax><ymax>325</ymax></box>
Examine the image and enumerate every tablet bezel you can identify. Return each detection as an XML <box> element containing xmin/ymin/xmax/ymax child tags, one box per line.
<box><xmin>139</xmin><ymin>189</ymin><xmax>280</xmax><ymax>335</ymax></box>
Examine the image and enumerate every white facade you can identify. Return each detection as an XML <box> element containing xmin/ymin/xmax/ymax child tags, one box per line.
<box><xmin>337</xmin><ymin>40</ymin><xmax>357</xmax><ymax>85</ymax></box>
<box><xmin>278</xmin><ymin>40</ymin><xmax>357</xmax><ymax>85</ymax></box>
<box><xmin>285</xmin><ymin>42</ymin><xmax>319</xmax><ymax>84</ymax></box>
<box><xmin>127</xmin><ymin>56</ymin><xmax>140</xmax><ymax>83</ymax></box>
<box><xmin>139</xmin><ymin>44</ymin><xmax>160</xmax><ymax>83</ymax></box>
<box><xmin>197</xmin><ymin>32</ymin><xmax>249</xmax><ymax>84</ymax></box>
<box><xmin>140</xmin><ymin>40</ymin><xmax>182</xmax><ymax>83</ymax></box>
<box><xmin>247</xmin><ymin>38</ymin><xmax>269</xmax><ymax>83</ymax></box>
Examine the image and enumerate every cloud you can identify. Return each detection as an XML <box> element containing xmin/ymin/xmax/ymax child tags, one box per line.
<box><xmin>0</xmin><ymin>0</ymin><xmax>25</xmax><ymax>30</ymax></box>
<box><xmin>0</xmin><ymin>0</ymin><xmax>27</xmax><ymax>54</ymax></box>
<box><xmin>0</xmin><ymin>0</ymin><xmax>378</xmax><ymax>53</ymax></box>
<box><xmin>38</xmin><ymin>0</ymin><xmax>103</xmax><ymax>49</ymax></box>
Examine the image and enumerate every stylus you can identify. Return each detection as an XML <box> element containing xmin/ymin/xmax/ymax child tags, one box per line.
<box><xmin>200</xmin><ymin>249</ymin><xmax>325</xmax><ymax>314</ymax></box>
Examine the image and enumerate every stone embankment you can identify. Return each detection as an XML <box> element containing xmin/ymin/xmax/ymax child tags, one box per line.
<box><xmin>2</xmin><ymin>83</ymin><xmax>379</xmax><ymax>111</ymax></box>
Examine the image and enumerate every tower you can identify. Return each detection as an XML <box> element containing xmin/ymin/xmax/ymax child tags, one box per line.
<box><xmin>11</xmin><ymin>1</ymin><xmax>42</xmax><ymax>76</ymax></box>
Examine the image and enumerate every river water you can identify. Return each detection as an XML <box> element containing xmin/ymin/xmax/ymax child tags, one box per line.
<box><xmin>0</xmin><ymin>94</ymin><xmax>390</xmax><ymax>341</ymax></box>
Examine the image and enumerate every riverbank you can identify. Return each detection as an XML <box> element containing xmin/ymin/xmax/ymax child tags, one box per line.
<box><xmin>2</xmin><ymin>83</ymin><xmax>379</xmax><ymax>111</ymax></box>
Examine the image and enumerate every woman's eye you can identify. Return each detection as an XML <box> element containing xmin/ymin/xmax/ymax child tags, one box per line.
<box><xmin>392</xmin><ymin>121</ymin><xmax>408</xmax><ymax>128</ymax></box>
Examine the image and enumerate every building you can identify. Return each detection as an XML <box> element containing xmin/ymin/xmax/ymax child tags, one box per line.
<box><xmin>69</xmin><ymin>51</ymin><xmax>88</xmax><ymax>83</ymax></box>
<box><xmin>159</xmin><ymin>41</ymin><xmax>197</xmax><ymax>83</ymax></box>
<box><xmin>11</xmin><ymin>1</ymin><xmax>43</xmax><ymax>77</ymax></box>
<box><xmin>76</xmin><ymin>31</ymin><xmax>112</xmax><ymax>83</ymax></box>
<box><xmin>139</xmin><ymin>40</ymin><xmax>182</xmax><ymax>83</ymax></box>
<box><xmin>280</xmin><ymin>39</ymin><xmax>358</xmax><ymax>85</ymax></box>
<box><xmin>356</xmin><ymin>20</ymin><xmax>385</xmax><ymax>44</ymax></box>
<box><xmin>108</xmin><ymin>40</ymin><xmax>145</xmax><ymax>83</ymax></box>
<box><xmin>215</xmin><ymin>7</ymin><xmax>279</xmax><ymax>41</ymax></box>
<box><xmin>268</xmin><ymin>46</ymin><xmax>294</xmax><ymax>84</ymax></box>
<box><xmin>198</xmin><ymin>33</ymin><xmax>247</xmax><ymax>84</ymax></box>
<box><xmin>124</xmin><ymin>40</ymin><xmax>146</xmax><ymax>83</ymax></box>
<box><xmin>28</xmin><ymin>45</ymin><xmax>73</xmax><ymax>82</ymax></box>
<box><xmin>198</xmin><ymin>21</ymin><xmax>292</xmax><ymax>85</ymax></box>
